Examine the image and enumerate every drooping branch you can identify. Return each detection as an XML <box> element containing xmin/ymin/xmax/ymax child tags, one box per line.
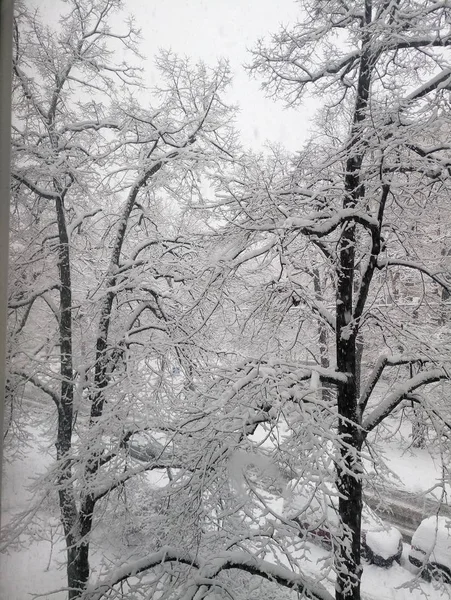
<box><xmin>358</xmin><ymin>354</ymin><xmax>434</xmax><ymax>415</ymax></box>
<box><xmin>363</xmin><ymin>368</ymin><xmax>449</xmax><ymax>432</ymax></box>
<box><xmin>83</xmin><ymin>548</ymin><xmax>334</xmax><ymax>600</ymax></box>
<box><xmin>377</xmin><ymin>258</ymin><xmax>451</xmax><ymax>294</ymax></box>
<box><xmin>82</xmin><ymin>548</ymin><xmax>200</xmax><ymax>600</ymax></box>
<box><xmin>8</xmin><ymin>283</ymin><xmax>60</xmax><ymax>309</ymax></box>
<box><xmin>11</xmin><ymin>172</ymin><xmax>61</xmax><ymax>200</ymax></box>
<box><xmin>11</xmin><ymin>370</ymin><xmax>60</xmax><ymax>408</ymax></box>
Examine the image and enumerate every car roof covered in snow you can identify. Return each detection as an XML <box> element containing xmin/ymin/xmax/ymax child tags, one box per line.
<box><xmin>411</xmin><ymin>516</ymin><xmax>451</xmax><ymax>568</ymax></box>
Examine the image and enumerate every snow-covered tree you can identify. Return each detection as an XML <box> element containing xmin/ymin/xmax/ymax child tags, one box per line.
<box><xmin>243</xmin><ymin>2</ymin><xmax>451</xmax><ymax>598</ymax></box>
<box><xmin>7</xmin><ymin>1</ymin><xmax>235</xmax><ymax>597</ymax></box>
<box><xmin>6</xmin><ymin>2</ymin><xmax>451</xmax><ymax>600</ymax></box>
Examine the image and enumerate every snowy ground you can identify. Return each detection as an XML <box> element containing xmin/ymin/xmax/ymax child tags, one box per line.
<box><xmin>1</xmin><ymin>426</ymin><xmax>67</xmax><ymax>599</ymax></box>
<box><xmin>380</xmin><ymin>436</ymin><xmax>449</xmax><ymax>500</ymax></box>
<box><xmin>300</xmin><ymin>542</ymin><xmax>451</xmax><ymax>600</ymax></box>
<box><xmin>1</xmin><ymin>420</ymin><xmax>451</xmax><ymax>600</ymax></box>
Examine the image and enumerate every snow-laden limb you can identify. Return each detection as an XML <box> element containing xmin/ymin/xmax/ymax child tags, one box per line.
<box><xmin>89</xmin><ymin>453</ymin><xmax>179</xmax><ymax>501</ymax></box>
<box><xmin>239</xmin><ymin>208</ymin><xmax>379</xmax><ymax>237</ymax></box>
<box><xmin>363</xmin><ymin>368</ymin><xmax>449</xmax><ymax>433</ymax></box>
<box><xmin>404</xmin><ymin>67</ymin><xmax>451</xmax><ymax>102</ymax></box>
<box><xmin>8</xmin><ymin>283</ymin><xmax>60</xmax><ymax>309</ymax></box>
<box><xmin>218</xmin><ymin>365</ymin><xmax>262</xmax><ymax>404</ymax></box>
<box><xmin>82</xmin><ymin>548</ymin><xmax>200</xmax><ymax>600</ymax></box>
<box><xmin>219</xmin><ymin>359</ymin><xmax>347</xmax><ymax>405</ymax></box>
<box><xmin>358</xmin><ymin>355</ymin><xmax>390</xmax><ymax>415</ymax></box>
<box><xmin>283</xmin><ymin>208</ymin><xmax>378</xmax><ymax>237</ymax></box>
<box><xmin>127</xmin><ymin>436</ymin><xmax>166</xmax><ymax>463</ymax></box>
<box><xmin>11</xmin><ymin>369</ymin><xmax>60</xmax><ymax>407</ymax></box>
<box><xmin>308</xmin><ymin>296</ymin><xmax>336</xmax><ymax>332</ymax></box>
<box><xmin>68</xmin><ymin>209</ymin><xmax>103</xmax><ymax>238</ymax></box>
<box><xmin>128</xmin><ymin>236</ymin><xmax>192</xmax><ymax>263</ymax></box>
<box><xmin>377</xmin><ymin>258</ymin><xmax>451</xmax><ymax>294</ymax></box>
<box><xmin>359</xmin><ymin>354</ymin><xmax>435</xmax><ymax>414</ymax></box>
<box><xmin>230</xmin><ymin>238</ymin><xmax>279</xmax><ymax>268</ymax></box>
<box><xmin>11</xmin><ymin>62</ymin><xmax>48</xmax><ymax>121</ymax></box>
<box><xmin>83</xmin><ymin>548</ymin><xmax>334</xmax><ymax>600</ymax></box>
<box><xmin>195</xmin><ymin>552</ymin><xmax>334</xmax><ymax>600</ymax></box>
<box><xmin>11</xmin><ymin>172</ymin><xmax>65</xmax><ymax>200</ymax></box>
<box><xmin>59</xmin><ymin>120</ymin><xmax>124</xmax><ymax>134</ymax></box>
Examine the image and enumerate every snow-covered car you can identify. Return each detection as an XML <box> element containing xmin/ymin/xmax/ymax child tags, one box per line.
<box><xmin>284</xmin><ymin>481</ymin><xmax>403</xmax><ymax>567</ymax></box>
<box><xmin>408</xmin><ymin>516</ymin><xmax>451</xmax><ymax>584</ymax></box>
<box><xmin>361</xmin><ymin>527</ymin><xmax>403</xmax><ymax>567</ymax></box>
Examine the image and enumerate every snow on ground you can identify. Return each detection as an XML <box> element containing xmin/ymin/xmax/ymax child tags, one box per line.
<box><xmin>364</xmin><ymin>412</ymin><xmax>451</xmax><ymax>504</ymax></box>
<box><xmin>2</xmin><ymin>419</ymin><xmax>451</xmax><ymax>599</ymax></box>
<box><xmin>362</xmin><ymin>558</ymin><xmax>451</xmax><ymax>600</ymax></box>
<box><xmin>299</xmin><ymin>542</ymin><xmax>451</xmax><ymax>600</ymax></box>
<box><xmin>0</xmin><ymin>427</ymin><xmax>67</xmax><ymax>599</ymax></box>
<box><xmin>0</xmin><ymin>537</ymin><xmax>67</xmax><ymax>600</ymax></box>
<box><xmin>382</xmin><ymin>438</ymin><xmax>447</xmax><ymax>496</ymax></box>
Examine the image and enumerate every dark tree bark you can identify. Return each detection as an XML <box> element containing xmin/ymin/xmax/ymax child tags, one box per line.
<box><xmin>54</xmin><ymin>192</ymin><xmax>85</xmax><ymax>597</ymax></box>
<box><xmin>334</xmin><ymin>4</ymin><xmax>374</xmax><ymax>598</ymax></box>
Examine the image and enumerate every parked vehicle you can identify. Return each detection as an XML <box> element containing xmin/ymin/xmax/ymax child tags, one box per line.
<box><xmin>284</xmin><ymin>481</ymin><xmax>403</xmax><ymax>567</ymax></box>
<box><xmin>361</xmin><ymin>527</ymin><xmax>403</xmax><ymax>567</ymax></box>
<box><xmin>409</xmin><ymin>516</ymin><xmax>451</xmax><ymax>584</ymax></box>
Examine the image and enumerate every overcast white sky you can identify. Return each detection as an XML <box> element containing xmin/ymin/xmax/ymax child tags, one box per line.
<box><xmin>34</xmin><ymin>0</ymin><xmax>315</xmax><ymax>151</ymax></box>
<box><xmin>119</xmin><ymin>0</ymin><xmax>315</xmax><ymax>151</ymax></box>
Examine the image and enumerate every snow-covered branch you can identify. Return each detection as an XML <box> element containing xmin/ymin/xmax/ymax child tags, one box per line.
<box><xmin>11</xmin><ymin>172</ymin><xmax>61</xmax><ymax>200</ymax></box>
<box><xmin>404</xmin><ymin>67</ymin><xmax>451</xmax><ymax>103</ymax></box>
<box><xmin>281</xmin><ymin>209</ymin><xmax>379</xmax><ymax>238</ymax></box>
<box><xmin>377</xmin><ymin>258</ymin><xmax>451</xmax><ymax>294</ymax></box>
<box><xmin>359</xmin><ymin>354</ymin><xmax>435</xmax><ymax>414</ymax></box>
<box><xmin>11</xmin><ymin>369</ymin><xmax>60</xmax><ymax>407</ymax></box>
<box><xmin>68</xmin><ymin>209</ymin><xmax>103</xmax><ymax>237</ymax></box>
<box><xmin>83</xmin><ymin>548</ymin><xmax>200</xmax><ymax>600</ymax></box>
<box><xmin>363</xmin><ymin>368</ymin><xmax>449</xmax><ymax>432</ymax></box>
<box><xmin>59</xmin><ymin>119</ymin><xmax>124</xmax><ymax>134</ymax></box>
<box><xmin>9</xmin><ymin>283</ymin><xmax>60</xmax><ymax>309</ymax></box>
<box><xmin>219</xmin><ymin>360</ymin><xmax>347</xmax><ymax>405</ymax></box>
<box><xmin>83</xmin><ymin>548</ymin><xmax>334</xmax><ymax>600</ymax></box>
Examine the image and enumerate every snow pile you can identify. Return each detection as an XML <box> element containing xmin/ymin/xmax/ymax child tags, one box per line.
<box><xmin>411</xmin><ymin>516</ymin><xmax>451</xmax><ymax>568</ymax></box>
<box><xmin>365</xmin><ymin>527</ymin><xmax>402</xmax><ymax>560</ymax></box>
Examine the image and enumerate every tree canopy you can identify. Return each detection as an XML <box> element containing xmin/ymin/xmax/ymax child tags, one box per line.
<box><xmin>4</xmin><ymin>1</ymin><xmax>451</xmax><ymax>600</ymax></box>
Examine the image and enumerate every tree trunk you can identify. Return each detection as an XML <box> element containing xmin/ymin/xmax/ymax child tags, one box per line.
<box><xmin>335</xmin><ymin>218</ymin><xmax>363</xmax><ymax>600</ymax></box>
<box><xmin>54</xmin><ymin>193</ymin><xmax>90</xmax><ymax>598</ymax></box>
<box><xmin>334</xmin><ymin>4</ymin><xmax>373</xmax><ymax>596</ymax></box>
